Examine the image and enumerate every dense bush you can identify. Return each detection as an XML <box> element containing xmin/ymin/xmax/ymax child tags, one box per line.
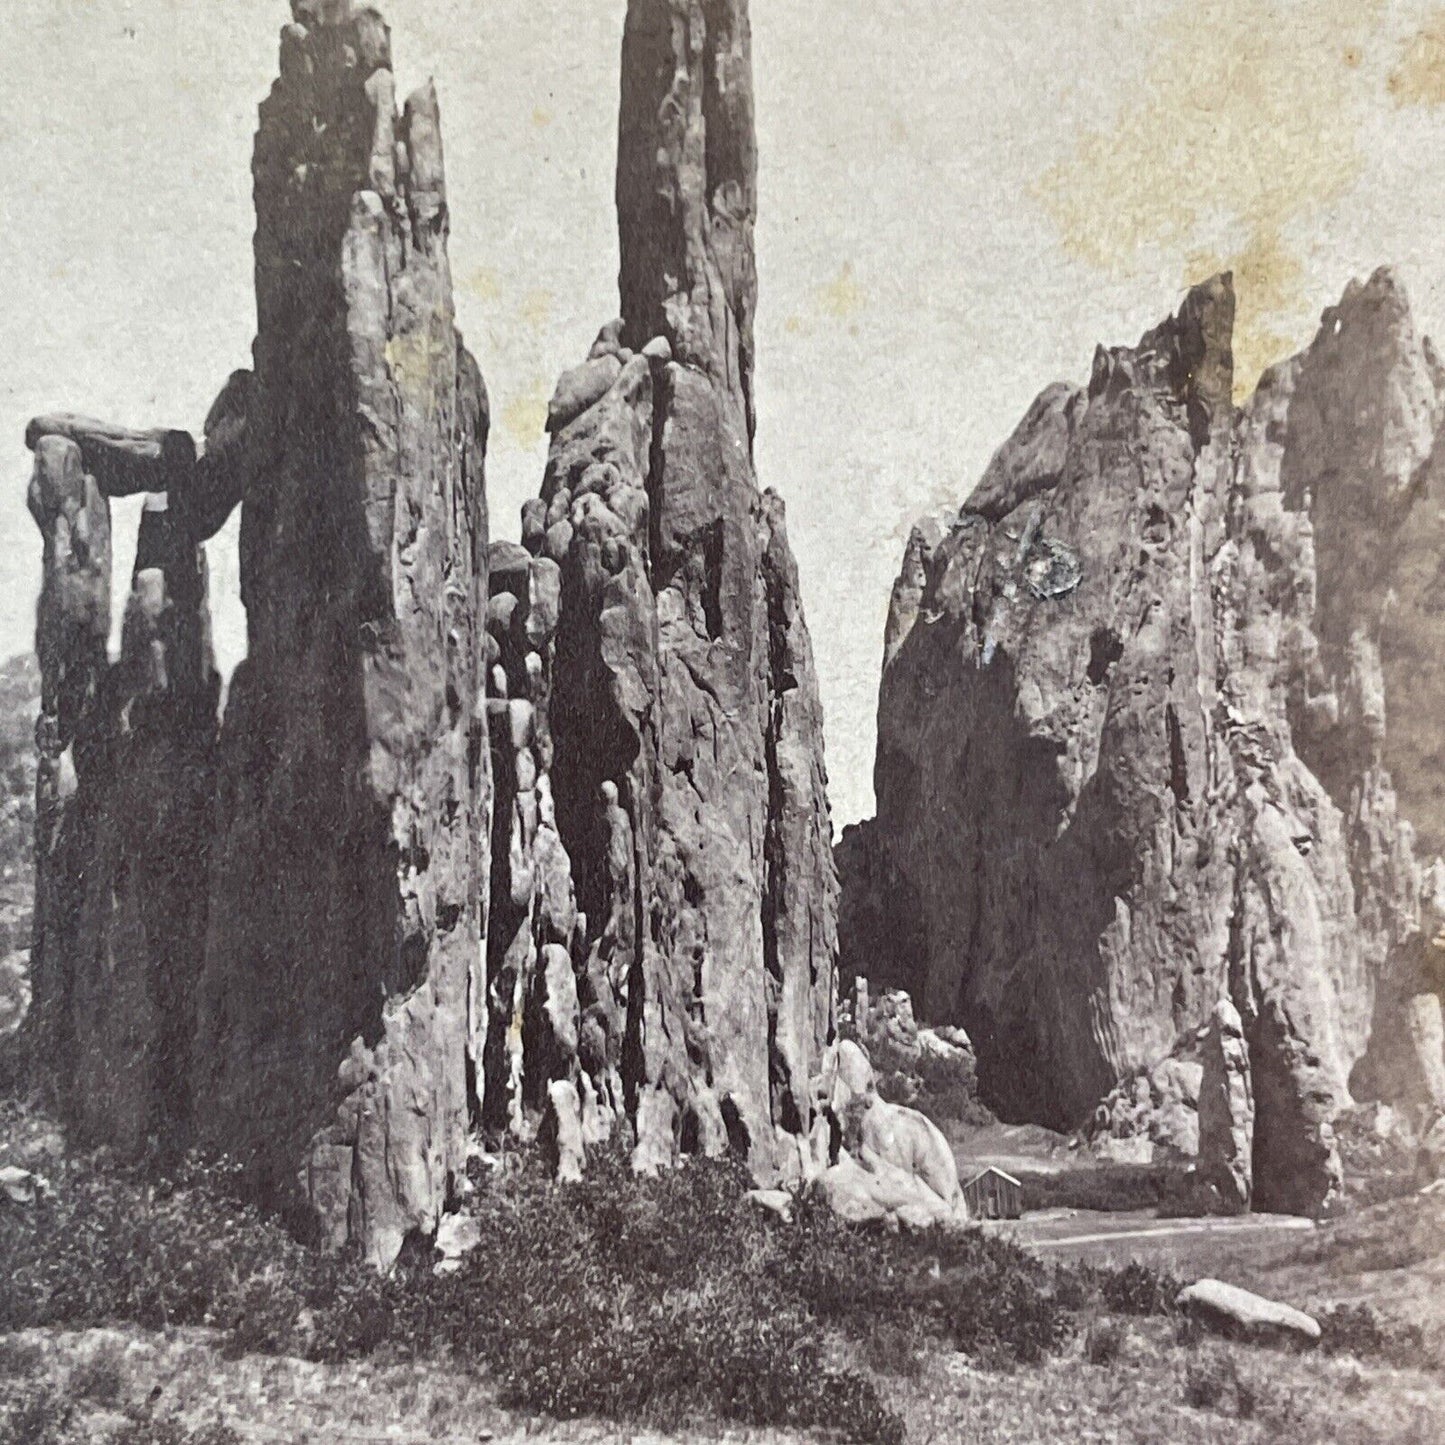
<box><xmin>1182</xmin><ymin>1350</ymin><xmax>1258</xmax><ymax>1418</ymax></box>
<box><xmin>1318</xmin><ymin>1303</ymin><xmax>1435</xmax><ymax>1369</ymax></box>
<box><xmin>1</xmin><ymin>1146</ymin><xmax>906</xmax><ymax>1443</ymax></box>
<box><xmin>1084</xmin><ymin>1317</ymin><xmax>1126</xmax><ymax>1366</ymax></box>
<box><xmin>108</xmin><ymin>1416</ymin><xmax>241</xmax><ymax>1445</ymax></box>
<box><xmin>1020</xmin><ymin>1161</ymin><xmax>1193</xmax><ymax>1214</ymax></box>
<box><xmin>770</xmin><ymin>1192</ymin><xmax>1085</xmax><ymax>1367</ymax></box>
<box><xmin>1060</xmin><ymin>1259</ymin><xmax>1183</xmax><ymax>1317</ymax></box>
<box><xmin>0</xmin><ymin>1154</ymin><xmax>311</xmax><ymax>1335</ymax></box>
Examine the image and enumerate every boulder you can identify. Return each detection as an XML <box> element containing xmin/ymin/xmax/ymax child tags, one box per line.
<box><xmin>0</xmin><ymin>1165</ymin><xmax>47</xmax><ymax>1206</ymax></box>
<box><xmin>433</xmin><ymin>1212</ymin><xmax>482</xmax><ymax>1277</ymax></box>
<box><xmin>817</xmin><ymin>1038</ymin><xmax>967</xmax><ymax>1228</ymax></box>
<box><xmin>746</xmin><ymin>1187</ymin><xmax>795</xmax><ymax>1223</ymax></box>
<box><xmin>1177</xmin><ymin>1279</ymin><xmax>1321</xmax><ymax>1344</ymax></box>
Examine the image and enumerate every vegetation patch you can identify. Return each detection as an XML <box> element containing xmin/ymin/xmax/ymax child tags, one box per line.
<box><xmin>0</xmin><ymin>1102</ymin><xmax>1205</xmax><ymax>1444</ymax></box>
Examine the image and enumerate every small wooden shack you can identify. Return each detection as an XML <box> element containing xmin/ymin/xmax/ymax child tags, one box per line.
<box><xmin>962</xmin><ymin>1166</ymin><xmax>1023</xmax><ymax>1220</ymax></box>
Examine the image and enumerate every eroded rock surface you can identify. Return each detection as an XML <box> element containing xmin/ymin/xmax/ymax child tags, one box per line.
<box><xmin>27</xmin><ymin>433</ymin><xmax>218</xmax><ymax>1156</ymax></box>
<box><xmin>817</xmin><ymin>1039</ymin><xmax>966</xmax><ymax>1229</ymax></box>
<box><xmin>1177</xmin><ymin>1279</ymin><xmax>1321</xmax><ymax>1344</ymax></box>
<box><xmin>22</xmin><ymin>0</ymin><xmax>847</xmax><ymax>1257</ymax></box>
<box><xmin>491</xmin><ymin>0</ymin><xmax>838</xmax><ymax>1180</ymax></box>
<box><xmin>195</xmin><ymin>8</ymin><xmax>490</xmax><ymax>1267</ymax></box>
<box><xmin>1196</xmin><ymin>999</ymin><xmax>1254</xmax><ymax>1212</ymax></box>
<box><xmin>844</xmin><ymin>269</ymin><xmax>1445</xmax><ymax>1214</ymax></box>
<box><xmin>25</xmin><ymin>5</ymin><xmax>490</xmax><ymax>1268</ymax></box>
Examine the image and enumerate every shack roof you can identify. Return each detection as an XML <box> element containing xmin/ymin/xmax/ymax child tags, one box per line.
<box><xmin>963</xmin><ymin>1166</ymin><xmax>1022</xmax><ymax>1189</ymax></box>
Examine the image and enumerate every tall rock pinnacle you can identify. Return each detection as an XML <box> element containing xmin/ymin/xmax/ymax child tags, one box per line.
<box><xmin>25</xmin><ymin>4</ymin><xmax>490</xmax><ymax>1268</ymax></box>
<box><xmin>22</xmin><ymin>0</ymin><xmax>839</xmax><ymax>1256</ymax></box>
<box><xmin>196</xmin><ymin>5</ymin><xmax>490</xmax><ymax>1267</ymax></box>
<box><xmin>486</xmin><ymin>0</ymin><xmax>838</xmax><ymax>1178</ymax></box>
<box><xmin>616</xmin><ymin>0</ymin><xmax>758</xmax><ymax>432</ymax></box>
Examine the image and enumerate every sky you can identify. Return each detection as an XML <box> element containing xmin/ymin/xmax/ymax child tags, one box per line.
<box><xmin>7</xmin><ymin>0</ymin><xmax>1445</xmax><ymax>826</ymax></box>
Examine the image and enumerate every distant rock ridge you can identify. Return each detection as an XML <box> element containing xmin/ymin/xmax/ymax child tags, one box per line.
<box><xmin>841</xmin><ymin>267</ymin><xmax>1445</xmax><ymax>1215</ymax></box>
<box><xmin>21</xmin><ymin>0</ymin><xmax>840</xmax><ymax>1263</ymax></box>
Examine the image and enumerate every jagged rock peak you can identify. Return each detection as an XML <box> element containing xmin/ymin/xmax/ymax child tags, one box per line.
<box><xmin>24</xmin><ymin>6</ymin><xmax>490</xmax><ymax>1270</ymax></box>
<box><xmin>843</xmin><ymin>269</ymin><xmax>1445</xmax><ymax>1216</ymax></box>
<box><xmin>489</xmin><ymin>0</ymin><xmax>838</xmax><ymax>1186</ymax></box>
<box><xmin>617</xmin><ymin>0</ymin><xmax>758</xmax><ymax>433</ymax></box>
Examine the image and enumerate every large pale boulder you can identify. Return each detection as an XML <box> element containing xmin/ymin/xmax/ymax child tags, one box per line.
<box><xmin>816</xmin><ymin>1039</ymin><xmax>966</xmax><ymax>1228</ymax></box>
<box><xmin>1177</xmin><ymin>1279</ymin><xmax>1321</xmax><ymax>1344</ymax></box>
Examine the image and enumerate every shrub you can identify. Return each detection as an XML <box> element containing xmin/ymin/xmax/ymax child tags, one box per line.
<box><xmin>221</xmin><ymin>1273</ymin><xmax>303</xmax><ymax>1358</ymax></box>
<box><xmin>860</xmin><ymin>1319</ymin><xmax>928</xmax><ymax>1378</ymax></box>
<box><xmin>1085</xmin><ymin>1318</ymin><xmax>1126</xmax><ymax>1366</ymax></box>
<box><xmin>1098</xmin><ymin>1260</ymin><xmax>1182</xmax><ymax>1316</ymax></box>
<box><xmin>0</xmin><ymin>1153</ymin><xmax>308</xmax><ymax>1336</ymax></box>
<box><xmin>1318</xmin><ymin>1303</ymin><xmax>1434</xmax><ymax>1370</ymax></box>
<box><xmin>1183</xmin><ymin>1355</ymin><xmax>1231</xmax><ymax>1410</ymax></box>
<box><xmin>0</xmin><ymin>1382</ymin><xmax>73</xmax><ymax>1445</ymax></box>
<box><xmin>1319</xmin><ymin>1304</ymin><xmax>1392</xmax><ymax>1358</ymax></box>
<box><xmin>771</xmin><ymin>1194</ymin><xmax>1078</xmax><ymax>1368</ymax></box>
<box><xmin>108</xmin><ymin>1416</ymin><xmax>241</xmax><ymax>1445</ymax></box>
<box><xmin>69</xmin><ymin>1339</ymin><xmax>129</xmax><ymax>1406</ymax></box>
<box><xmin>1182</xmin><ymin>1350</ymin><xmax>1257</xmax><ymax>1418</ymax></box>
<box><xmin>0</xmin><ymin>1123</ymin><xmax>1194</xmax><ymax>1442</ymax></box>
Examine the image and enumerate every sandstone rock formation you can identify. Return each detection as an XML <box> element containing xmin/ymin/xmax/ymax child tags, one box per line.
<box><xmin>843</xmin><ymin>269</ymin><xmax>1445</xmax><ymax>1215</ymax></box>
<box><xmin>1196</xmin><ymin>999</ymin><xmax>1254</xmax><ymax>1212</ymax></box>
<box><xmin>22</xmin><ymin>0</ymin><xmax>843</xmax><ymax>1259</ymax></box>
<box><xmin>27</xmin><ymin>426</ymin><xmax>220</xmax><ymax>1156</ymax></box>
<box><xmin>845</xmin><ymin>982</ymin><xmax>980</xmax><ymax>1122</ymax></box>
<box><xmin>26</xmin><ymin>5</ymin><xmax>490</xmax><ymax>1267</ymax></box>
<box><xmin>486</xmin><ymin>0</ymin><xmax>838</xmax><ymax>1179</ymax></box>
<box><xmin>194</xmin><ymin>7</ymin><xmax>490</xmax><ymax>1268</ymax></box>
<box><xmin>1087</xmin><ymin>1054</ymin><xmax>1203</xmax><ymax>1162</ymax></box>
<box><xmin>816</xmin><ymin>1038</ymin><xmax>966</xmax><ymax>1229</ymax></box>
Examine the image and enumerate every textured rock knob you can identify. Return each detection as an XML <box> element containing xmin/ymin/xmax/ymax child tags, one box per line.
<box><xmin>292</xmin><ymin>0</ymin><xmax>352</xmax><ymax>28</ymax></box>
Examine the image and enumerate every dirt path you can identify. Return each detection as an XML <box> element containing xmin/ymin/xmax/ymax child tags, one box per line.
<box><xmin>988</xmin><ymin>1209</ymin><xmax>1318</xmax><ymax>1268</ymax></box>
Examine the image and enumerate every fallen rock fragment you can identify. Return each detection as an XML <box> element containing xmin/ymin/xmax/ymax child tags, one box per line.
<box><xmin>0</xmin><ymin>1165</ymin><xmax>47</xmax><ymax>1206</ymax></box>
<box><xmin>1177</xmin><ymin>1279</ymin><xmax>1321</xmax><ymax>1344</ymax></box>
